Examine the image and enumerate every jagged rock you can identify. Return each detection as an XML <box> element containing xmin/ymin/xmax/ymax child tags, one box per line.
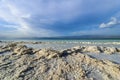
<box><xmin>0</xmin><ymin>43</ymin><xmax>17</xmax><ymax>53</ymax></box>
<box><xmin>13</xmin><ymin>45</ymin><xmax>33</xmax><ymax>55</ymax></box>
<box><xmin>116</xmin><ymin>48</ymin><xmax>120</xmax><ymax>52</ymax></box>
<box><xmin>35</xmin><ymin>49</ymin><xmax>60</xmax><ymax>59</ymax></box>
<box><xmin>0</xmin><ymin>44</ymin><xmax>120</xmax><ymax>80</ymax></box>
<box><xmin>6</xmin><ymin>43</ymin><xmax>17</xmax><ymax>48</ymax></box>
<box><xmin>102</xmin><ymin>47</ymin><xmax>117</xmax><ymax>54</ymax></box>
<box><xmin>82</xmin><ymin>46</ymin><xmax>101</xmax><ymax>53</ymax></box>
<box><xmin>32</xmin><ymin>42</ymin><xmax>42</xmax><ymax>44</ymax></box>
<box><xmin>32</xmin><ymin>49</ymin><xmax>41</xmax><ymax>53</ymax></box>
<box><xmin>13</xmin><ymin>45</ymin><xmax>27</xmax><ymax>53</ymax></box>
<box><xmin>14</xmin><ymin>41</ymin><xmax>43</xmax><ymax>44</ymax></box>
<box><xmin>72</xmin><ymin>46</ymin><xmax>120</xmax><ymax>54</ymax></box>
<box><xmin>72</xmin><ymin>46</ymin><xmax>101</xmax><ymax>53</ymax></box>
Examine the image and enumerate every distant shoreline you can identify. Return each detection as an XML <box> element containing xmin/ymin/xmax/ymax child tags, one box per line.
<box><xmin>1</xmin><ymin>37</ymin><xmax>120</xmax><ymax>41</ymax></box>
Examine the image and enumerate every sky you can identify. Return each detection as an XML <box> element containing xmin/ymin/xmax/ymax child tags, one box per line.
<box><xmin>0</xmin><ymin>0</ymin><xmax>120</xmax><ymax>38</ymax></box>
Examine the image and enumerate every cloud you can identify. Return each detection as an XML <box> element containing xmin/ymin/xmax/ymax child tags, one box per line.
<box><xmin>0</xmin><ymin>0</ymin><xmax>83</xmax><ymax>38</ymax></box>
<box><xmin>0</xmin><ymin>0</ymin><xmax>59</xmax><ymax>38</ymax></box>
<box><xmin>99</xmin><ymin>17</ymin><xmax>120</xmax><ymax>28</ymax></box>
<box><xmin>0</xmin><ymin>0</ymin><xmax>120</xmax><ymax>38</ymax></box>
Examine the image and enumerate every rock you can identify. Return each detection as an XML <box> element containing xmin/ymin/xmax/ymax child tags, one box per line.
<box><xmin>32</xmin><ymin>49</ymin><xmax>41</xmax><ymax>53</ymax></box>
<box><xmin>7</xmin><ymin>43</ymin><xmax>17</xmax><ymax>48</ymax></box>
<box><xmin>72</xmin><ymin>46</ymin><xmax>101</xmax><ymax>53</ymax></box>
<box><xmin>32</xmin><ymin>42</ymin><xmax>42</xmax><ymax>44</ymax></box>
<box><xmin>102</xmin><ymin>47</ymin><xmax>117</xmax><ymax>54</ymax></box>
<box><xmin>36</xmin><ymin>49</ymin><xmax>60</xmax><ymax>59</ymax></box>
<box><xmin>0</xmin><ymin>45</ymin><xmax>120</xmax><ymax>80</ymax></box>
<box><xmin>72</xmin><ymin>46</ymin><xmax>120</xmax><ymax>54</ymax></box>
<box><xmin>13</xmin><ymin>45</ymin><xmax>27</xmax><ymax>53</ymax></box>
<box><xmin>82</xmin><ymin>46</ymin><xmax>101</xmax><ymax>53</ymax></box>
<box><xmin>116</xmin><ymin>48</ymin><xmax>120</xmax><ymax>52</ymax></box>
<box><xmin>0</xmin><ymin>43</ymin><xmax>17</xmax><ymax>53</ymax></box>
<box><xmin>13</xmin><ymin>45</ymin><xmax>33</xmax><ymax>55</ymax></box>
<box><xmin>73</xmin><ymin>46</ymin><xmax>81</xmax><ymax>50</ymax></box>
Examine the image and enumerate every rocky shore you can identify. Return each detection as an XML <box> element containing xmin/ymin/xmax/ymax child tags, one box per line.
<box><xmin>0</xmin><ymin>43</ymin><xmax>120</xmax><ymax>80</ymax></box>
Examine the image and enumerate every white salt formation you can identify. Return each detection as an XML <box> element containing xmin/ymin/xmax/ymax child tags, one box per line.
<box><xmin>0</xmin><ymin>43</ymin><xmax>120</xmax><ymax>80</ymax></box>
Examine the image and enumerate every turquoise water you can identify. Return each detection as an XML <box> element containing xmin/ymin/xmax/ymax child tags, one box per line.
<box><xmin>1</xmin><ymin>38</ymin><xmax>120</xmax><ymax>42</ymax></box>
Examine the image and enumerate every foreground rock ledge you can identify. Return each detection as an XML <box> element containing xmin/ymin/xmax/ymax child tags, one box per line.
<box><xmin>0</xmin><ymin>44</ymin><xmax>120</xmax><ymax>80</ymax></box>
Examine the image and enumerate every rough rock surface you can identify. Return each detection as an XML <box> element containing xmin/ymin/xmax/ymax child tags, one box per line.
<box><xmin>0</xmin><ymin>43</ymin><xmax>17</xmax><ymax>54</ymax></box>
<box><xmin>0</xmin><ymin>44</ymin><xmax>120</xmax><ymax>80</ymax></box>
<box><xmin>72</xmin><ymin>46</ymin><xmax>119</xmax><ymax>54</ymax></box>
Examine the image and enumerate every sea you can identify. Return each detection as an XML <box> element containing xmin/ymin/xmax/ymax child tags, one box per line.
<box><xmin>1</xmin><ymin>38</ymin><xmax>120</xmax><ymax>50</ymax></box>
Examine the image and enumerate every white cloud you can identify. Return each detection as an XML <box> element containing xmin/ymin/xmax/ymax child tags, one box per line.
<box><xmin>0</xmin><ymin>0</ymin><xmax>120</xmax><ymax>38</ymax></box>
<box><xmin>0</xmin><ymin>0</ymin><xmax>58</xmax><ymax>38</ymax></box>
<box><xmin>99</xmin><ymin>17</ymin><xmax>120</xmax><ymax>28</ymax></box>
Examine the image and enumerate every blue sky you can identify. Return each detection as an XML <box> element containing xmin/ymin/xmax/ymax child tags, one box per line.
<box><xmin>0</xmin><ymin>0</ymin><xmax>120</xmax><ymax>38</ymax></box>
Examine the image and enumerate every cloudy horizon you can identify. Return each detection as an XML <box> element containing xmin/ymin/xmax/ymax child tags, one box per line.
<box><xmin>0</xmin><ymin>0</ymin><xmax>120</xmax><ymax>38</ymax></box>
